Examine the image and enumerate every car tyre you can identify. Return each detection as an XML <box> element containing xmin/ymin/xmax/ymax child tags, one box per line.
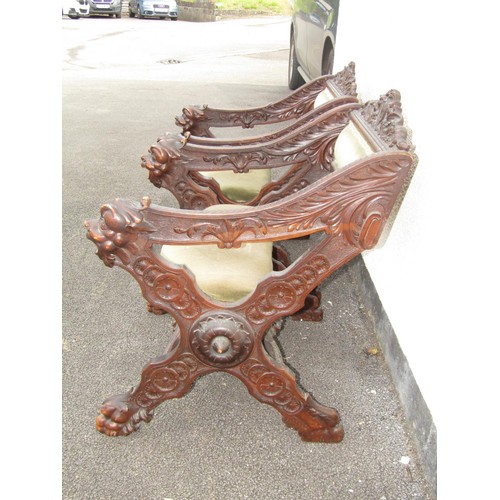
<box><xmin>171</xmin><ymin>17</ymin><xmax>178</xmax><ymax>21</ymax></box>
<box><xmin>116</xmin><ymin>12</ymin><xmax>122</xmax><ymax>18</ymax></box>
<box><xmin>322</xmin><ymin>44</ymin><xmax>334</xmax><ymax>76</ymax></box>
<box><xmin>129</xmin><ymin>10</ymin><xmax>135</xmax><ymax>17</ymax></box>
<box><xmin>288</xmin><ymin>32</ymin><xmax>305</xmax><ymax>90</ymax></box>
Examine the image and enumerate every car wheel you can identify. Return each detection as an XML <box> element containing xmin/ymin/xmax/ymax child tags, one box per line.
<box><xmin>116</xmin><ymin>12</ymin><xmax>122</xmax><ymax>18</ymax></box>
<box><xmin>68</xmin><ymin>14</ymin><xmax>80</xmax><ymax>19</ymax></box>
<box><xmin>288</xmin><ymin>32</ymin><xmax>305</xmax><ymax>90</ymax></box>
<box><xmin>171</xmin><ymin>17</ymin><xmax>178</xmax><ymax>21</ymax></box>
<box><xmin>129</xmin><ymin>10</ymin><xmax>135</xmax><ymax>17</ymax></box>
<box><xmin>321</xmin><ymin>44</ymin><xmax>334</xmax><ymax>75</ymax></box>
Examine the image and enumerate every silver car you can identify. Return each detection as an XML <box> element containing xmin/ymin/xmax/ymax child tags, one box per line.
<box><xmin>89</xmin><ymin>0</ymin><xmax>123</xmax><ymax>17</ymax></box>
<box><xmin>129</xmin><ymin>0</ymin><xmax>178</xmax><ymax>20</ymax></box>
<box><xmin>288</xmin><ymin>0</ymin><xmax>340</xmax><ymax>89</ymax></box>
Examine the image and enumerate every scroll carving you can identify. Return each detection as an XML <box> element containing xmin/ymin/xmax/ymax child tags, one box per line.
<box><xmin>173</xmin><ymin>217</ymin><xmax>267</xmax><ymax>249</ymax></box>
<box><xmin>360</xmin><ymin>89</ymin><xmax>414</xmax><ymax>152</ymax></box>
<box><xmin>331</xmin><ymin>61</ymin><xmax>357</xmax><ymax>97</ymax></box>
<box><xmin>262</xmin><ymin>159</ymin><xmax>405</xmax><ymax>245</ymax></box>
<box><xmin>202</xmin><ymin>151</ymin><xmax>269</xmax><ymax>173</ymax></box>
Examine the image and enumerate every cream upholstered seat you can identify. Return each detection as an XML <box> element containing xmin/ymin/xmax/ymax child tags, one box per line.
<box><xmin>332</xmin><ymin>121</ymin><xmax>374</xmax><ymax>170</ymax></box>
<box><xmin>160</xmin><ymin>205</ymin><xmax>273</xmax><ymax>302</ymax></box>
<box><xmin>198</xmin><ymin>169</ymin><xmax>272</xmax><ymax>203</ymax></box>
<box><xmin>199</xmin><ymin>87</ymin><xmax>341</xmax><ymax>203</ymax></box>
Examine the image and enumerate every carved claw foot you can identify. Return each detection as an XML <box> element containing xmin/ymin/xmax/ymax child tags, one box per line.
<box><xmin>96</xmin><ymin>393</ymin><xmax>154</xmax><ymax>437</ymax></box>
<box><xmin>282</xmin><ymin>396</ymin><xmax>344</xmax><ymax>443</ymax></box>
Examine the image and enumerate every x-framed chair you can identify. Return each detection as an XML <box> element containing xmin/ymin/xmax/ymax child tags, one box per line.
<box><xmin>174</xmin><ymin>62</ymin><xmax>358</xmax><ymax>140</ymax></box>
<box><xmin>141</xmin><ymin>64</ymin><xmax>359</xmax><ymax>210</ymax></box>
<box><xmin>85</xmin><ymin>89</ymin><xmax>416</xmax><ymax>442</ymax></box>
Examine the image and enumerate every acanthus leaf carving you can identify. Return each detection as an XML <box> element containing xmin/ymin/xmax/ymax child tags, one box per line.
<box><xmin>360</xmin><ymin>89</ymin><xmax>414</xmax><ymax>152</ymax></box>
<box><xmin>202</xmin><ymin>151</ymin><xmax>268</xmax><ymax>173</ymax></box>
<box><xmin>173</xmin><ymin>217</ymin><xmax>267</xmax><ymax>249</ymax></box>
<box><xmin>331</xmin><ymin>61</ymin><xmax>357</xmax><ymax>97</ymax></box>
<box><xmin>261</xmin><ymin>160</ymin><xmax>403</xmax><ymax>238</ymax></box>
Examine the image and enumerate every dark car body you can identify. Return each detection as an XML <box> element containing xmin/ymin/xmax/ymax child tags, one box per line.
<box><xmin>288</xmin><ymin>0</ymin><xmax>340</xmax><ymax>89</ymax></box>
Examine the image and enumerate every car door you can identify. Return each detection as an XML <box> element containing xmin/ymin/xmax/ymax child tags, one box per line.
<box><xmin>306</xmin><ymin>0</ymin><xmax>339</xmax><ymax>78</ymax></box>
<box><xmin>292</xmin><ymin>0</ymin><xmax>315</xmax><ymax>73</ymax></box>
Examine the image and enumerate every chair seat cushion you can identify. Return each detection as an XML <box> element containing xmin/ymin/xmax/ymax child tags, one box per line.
<box><xmin>314</xmin><ymin>87</ymin><xmax>337</xmax><ymax>108</ymax></box>
<box><xmin>160</xmin><ymin>205</ymin><xmax>273</xmax><ymax>302</ymax></box>
<box><xmin>333</xmin><ymin>121</ymin><xmax>374</xmax><ymax>170</ymax></box>
<box><xmin>200</xmin><ymin>169</ymin><xmax>271</xmax><ymax>203</ymax></box>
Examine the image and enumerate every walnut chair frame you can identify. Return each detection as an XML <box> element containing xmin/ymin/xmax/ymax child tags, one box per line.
<box><xmin>143</xmin><ymin>101</ymin><xmax>362</xmax><ymax>210</ymax></box>
<box><xmin>175</xmin><ymin>62</ymin><xmax>358</xmax><ymax>139</ymax></box>
<box><xmin>85</xmin><ymin>90</ymin><xmax>416</xmax><ymax>442</ymax></box>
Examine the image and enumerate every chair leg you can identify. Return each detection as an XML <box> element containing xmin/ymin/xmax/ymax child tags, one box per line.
<box><xmin>273</xmin><ymin>244</ymin><xmax>324</xmax><ymax>322</ymax></box>
<box><xmin>96</xmin><ymin>329</ymin><xmax>213</xmax><ymax>437</ymax></box>
<box><xmin>233</xmin><ymin>343</ymin><xmax>344</xmax><ymax>443</ymax></box>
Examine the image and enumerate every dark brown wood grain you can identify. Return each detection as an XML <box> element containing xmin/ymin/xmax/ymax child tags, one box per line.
<box><xmin>86</xmin><ymin>88</ymin><xmax>416</xmax><ymax>441</ymax></box>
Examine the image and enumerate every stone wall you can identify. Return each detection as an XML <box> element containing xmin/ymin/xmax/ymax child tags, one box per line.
<box><xmin>178</xmin><ymin>0</ymin><xmax>217</xmax><ymax>22</ymax></box>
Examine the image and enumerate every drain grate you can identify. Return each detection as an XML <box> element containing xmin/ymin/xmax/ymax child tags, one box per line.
<box><xmin>160</xmin><ymin>58</ymin><xmax>182</xmax><ymax>65</ymax></box>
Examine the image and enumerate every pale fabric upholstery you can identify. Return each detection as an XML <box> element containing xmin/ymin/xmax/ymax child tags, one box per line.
<box><xmin>332</xmin><ymin>121</ymin><xmax>374</xmax><ymax>170</ymax></box>
<box><xmin>160</xmin><ymin>205</ymin><xmax>273</xmax><ymax>302</ymax></box>
<box><xmin>313</xmin><ymin>87</ymin><xmax>336</xmax><ymax>109</ymax></box>
<box><xmin>199</xmin><ymin>169</ymin><xmax>271</xmax><ymax>203</ymax></box>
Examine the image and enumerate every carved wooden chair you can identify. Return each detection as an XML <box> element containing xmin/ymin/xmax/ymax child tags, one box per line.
<box><xmin>85</xmin><ymin>89</ymin><xmax>416</xmax><ymax>442</ymax></box>
<box><xmin>141</xmin><ymin>63</ymin><xmax>359</xmax><ymax>211</ymax></box>
<box><xmin>175</xmin><ymin>62</ymin><xmax>358</xmax><ymax>139</ymax></box>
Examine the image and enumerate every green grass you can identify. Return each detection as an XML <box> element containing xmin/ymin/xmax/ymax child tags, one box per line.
<box><xmin>216</xmin><ymin>0</ymin><xmax>292</xmax><ymax>14</ymax></box>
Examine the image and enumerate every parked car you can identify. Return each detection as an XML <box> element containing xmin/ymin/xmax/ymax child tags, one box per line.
<box><xmin>89</xmin><ymin>0</ymin><xmax>123</xmax><ymax>17</ymax></box>
<box><xmin>288</xmin><ymin>0</ymin><xmax>340</xmax><ymax>89</ymax></box>
<box><xmin>129</xmin><ymin>0</ymin><xmax>178</xmax><ymax>20</ymax></box>
<box><xmin>62</xmin><ymin>0</ymin><xmax>90</xmax><ymax>18</ymax></box>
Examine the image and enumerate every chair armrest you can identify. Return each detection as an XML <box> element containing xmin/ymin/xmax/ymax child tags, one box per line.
<box><xmin>175</xmin><ymin>63</ymin><xmax>357</xmax><ymax>137</ymax></box>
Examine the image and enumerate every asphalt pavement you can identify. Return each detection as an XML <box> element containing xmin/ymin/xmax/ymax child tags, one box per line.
<box><xmin>62</xmin><ymin>16</ymin><xmax>432</xmax><ymax>500</ymax></box>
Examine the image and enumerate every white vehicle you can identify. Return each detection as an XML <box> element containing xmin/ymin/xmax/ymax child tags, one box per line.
<box><xmin>62</xmin><ymin>0</ymin><xmax>90</xmax><ymax>18</ymax></box>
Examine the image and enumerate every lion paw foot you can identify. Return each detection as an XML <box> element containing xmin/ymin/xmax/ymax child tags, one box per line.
<box><xmin>96</xmin><ymin>393</ymin><xmax>154</xmax><ymax>437</ymax></box>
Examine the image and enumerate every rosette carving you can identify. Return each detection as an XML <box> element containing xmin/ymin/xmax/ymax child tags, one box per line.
<box><xmin>137</xmin><ymin>353</ymin><xmax>202</xmax><ymax>407</ymax></box>
<box><xmin>247</xmin><ymin>256</ymin><xmax>330</xmax><ymax>325</ymax></box>
<box><xmin>133</xmin><ymin>256</ymin><xmax>201</xmax><ymax>319</ymax></box>
<box><xmin>190</xmin><ymin>312</ymin><xmax>254</xmax><ymax>367</ymax></box>
<box><xmin>85</xmin><ymin>198</ymin><xmax>155</xmax><ymax>267</ymax></box>
<box><xmin>240</xmin><ymin>358</ymin><xmax>303</xmax><ymax>414</ymax></box>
